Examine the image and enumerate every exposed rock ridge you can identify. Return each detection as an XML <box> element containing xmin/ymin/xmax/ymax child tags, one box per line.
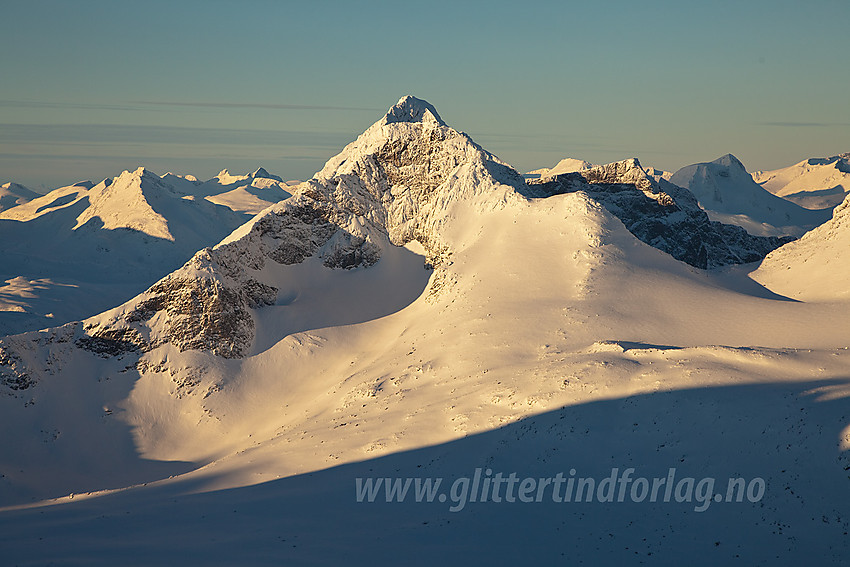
<box><xmin>528</xmin><ymin>159</ymin><xmax>792</xmax><ymax>269</ymax></box>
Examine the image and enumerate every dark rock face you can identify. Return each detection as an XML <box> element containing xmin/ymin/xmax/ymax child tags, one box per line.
<box><xmin>527</xmin><ymin>161</ymin><xmax>792</xmax><ymax>269</ymax></box>
<box><xmin>321</xmin><ymin>232</ymin><xmax>381</xmax><ymax>269</ymax></box>
<box><xmin>76</xmin><ymin>327</ymin><xmax>144</xmax><ymax>357</ymax></box>
<box><xmin>100</xmin><ymin>275</ymin><xmax>276</xmax><ymax>360</ymax></box>
<box><xmin>0</xmin><ymin>347</ymin><xmax>32</xmax><ymax>391</ymax></box>
<box><xmin>240</xmin><ymin>201</ymin><xmax>381</xmax><ymax>270</ymax></box>
<box><xmin>375</xmin><ymin>130</ymin><xmax>461</xmax><ymax>202</ymax></box>
<box><xmin>142</xmin><ymin>277</ymin><xmax>254</xmax><ymax>359</ymax></box>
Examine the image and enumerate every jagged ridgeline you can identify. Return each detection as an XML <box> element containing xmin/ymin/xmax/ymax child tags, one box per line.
<box><xmin>2</xmin><ymin>96</ymin><xmax>789</xmax><ymax>375</ymax></box>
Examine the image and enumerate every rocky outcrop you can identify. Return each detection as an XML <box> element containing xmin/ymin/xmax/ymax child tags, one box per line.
<box><xmin>0</xmin><ymin>346</ymin><xmax>32</xmax><ymax>391</ymax></box>
<box><xmin>132</xmin><ymin>276</ymin><xmax>267</xmax><ymax>359</ymax></box>
<box><xmin>76</xmin><ymin>327</ymin><xmax>146</xmax><ymax>357</ymax></box>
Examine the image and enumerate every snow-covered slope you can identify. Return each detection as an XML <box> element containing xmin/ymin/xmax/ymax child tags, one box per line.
<box><xmin>669</xmin><ymin>154</ymin><xmax>831</xmax><ymax>237</ymax></box>
<box><xmin>0</xmin><ymin>182</ymin><xmax>40</xmax><ymax>213</ymax></box>
<box><xmin>749</xmin><ymin>193</ymin><xmax>850</xmax><ymax>302</ymax></box>
<box><xmin>0</xmin><ymin>97</ymin><xmax>848</xmax><ymax>564</ymax></box>
<box><xmin>753</xmin><ymin>153</ymin><xmax>850</xmax><ymax>210</ymax></box>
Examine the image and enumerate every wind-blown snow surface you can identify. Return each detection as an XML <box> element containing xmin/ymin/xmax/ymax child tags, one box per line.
<box><xmin>753</xmin><ymin>153</ymin><xmax>850</xmax><ymax>210</ymax></box>
<box><xmin>0</xmin><ymin>168</ymin><xmax>290</xmax><ymax>336</ymax></box>
<box><xmin>669</xmin><ymin>154</ymin><xmax>832</xmax><ymax>237</ymax></box>
<box><xmin>1</xmin><ymin>97</ymin><xmax>849</xmax><ymax>565</ymax></box>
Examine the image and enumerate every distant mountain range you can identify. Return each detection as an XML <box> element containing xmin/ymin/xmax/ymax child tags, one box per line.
<box><xmin>0</xmin><ymin>167</ymin><xmax>291</xmax><ymax>335</ymax></box>
<box><xmin>753</xmin><ymin>153</ymin><xmax>850</xmax><ymax>210</ymax></box>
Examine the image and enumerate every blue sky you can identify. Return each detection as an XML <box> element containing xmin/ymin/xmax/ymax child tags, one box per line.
<box><xmin>1</xmin><ymin>0</ymin><xmax>848</xmax><ymax>191</ymax></box>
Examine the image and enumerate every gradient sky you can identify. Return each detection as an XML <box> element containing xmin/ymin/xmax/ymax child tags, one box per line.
<box><xmin>1</xmin><ymin>0</ymin><xmax>848</xmax><ymax>191</ymax></box>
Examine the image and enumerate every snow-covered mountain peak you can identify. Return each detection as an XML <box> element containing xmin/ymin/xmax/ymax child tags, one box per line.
<box><xmin>162</xmin><ymin>172</ymin><xmax>200</xmax><ymax>184</ymax></box>
<box><xmin>711</xmin><ymin>153</ymin><xmax>747</xmax><ymax>172</ymax></box>
<box><xmin>549</xmin><ymin>157</ymin><xmax>594</xmax><ymax>175</ymax></box>
<box><xmin>804</xmin><ymin>153</ymin><xmax>850</xmax><ymax>168</ymax></box>
<box><xmin>209</xmin><ymin>168</ymin><xmax>284</xmax><ymax>186</ymax></box>
<box><xmin>67</xmin><ymin>96</ymin><xmax>528</xmax><ymax>360</ymax></box>
<box><xmin>2</xmin><ymin>182</ymin><xmax>29</xmax><ymax>191</ymax></box>
<box><xmin>0</xmin><ymin>181</ymin><xmax>34</xmax><ymax>193</ymax></box>
<box><xmin>116</xmin><ymin>167</ymin><xmax>187</xmax><ymax>196</ymax></box>
<box><xmin>670</xmin><ymin>154</ymin><xmax>831</xmax><ymax>236</ymax></box>
<box><xmin>303</xmin><ymin>95</ymin><xmax>526</xmax><ymax>262</ymax></box>
<box><xmin>527</xmin><ymin>158</ymin><xmax>788</xmax><ymax>269</ymax></box>
<box><xmin>380</xmin><ymin>95</ymin><xmax>446</xmax><ymax>127</ymax></box>
<box><xmin>74</xmin><ymin>167</ymin><xmax>176</xmax><ymax>239</ymax></box>
<box><xmin>126</xmin><ymin>166</ymin><xmax>154</xmax><ymax>179</ymax></box>
<box><xmin>250</xmin><ymin>167</ymin><xmax>282</xmax><ymax>181</ymax></box>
